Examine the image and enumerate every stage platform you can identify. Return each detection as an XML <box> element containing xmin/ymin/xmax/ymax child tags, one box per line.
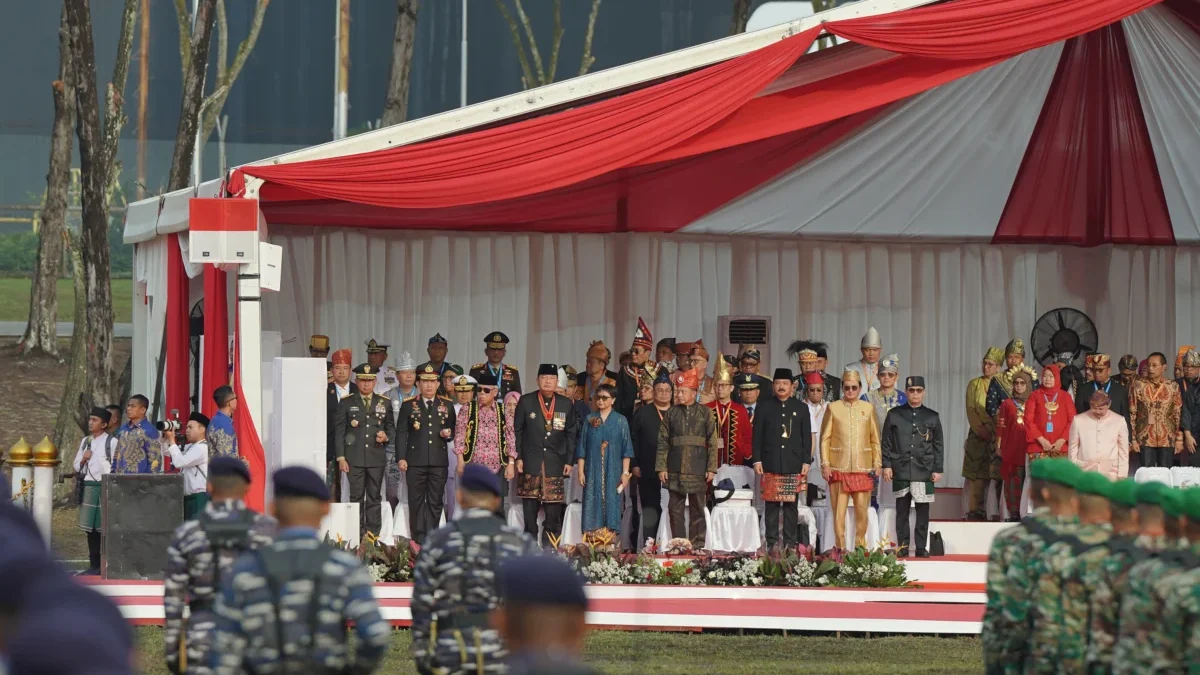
<box><xmin>84</xmin><ymin>555</ymin><xmax>987</xmax><ymax>634</ymax></box>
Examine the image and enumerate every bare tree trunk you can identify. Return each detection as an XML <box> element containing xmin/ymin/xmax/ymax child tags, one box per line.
<box><xmin>578</xmin><ymin>0</ymin><xmax>601</xmax><ymax>77</ymax></box>
<box><xmin>64</xmin><ymin>0</ymin><xmax>137</xmax><ymax>417</ymax></box>
<box><xmin>54</xmin><ymin>231</ymin><xmax>88</xmax><ymax>463</ymax></box>
<box><xmin>197</xmin><ymin>0</ymin><xmax>269</xmax><ymax>148</ymax></box>
<box><xmin>380</xmin><ymin>0</ymin><xmax>420</xmax><ymax>127</ymax></box>
<box><xmin>166</xmin><ymin>0</ymin><xmax>218</xmax><ymax>192</ymax></box>
<box><xmin>729</xmin><ymin>0</ymin><xmax>751</xmax><ymax>35</ymax></box>
<box><xmin>20</xmin><ymin>7</ymin><xmax>76</xmax><ymax>359</ymax></box>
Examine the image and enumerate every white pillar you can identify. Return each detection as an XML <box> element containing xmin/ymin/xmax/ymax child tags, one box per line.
<box><xmin>238</xmin><ymin>258</ymin><xmax>263</xmax><ymax>434</ymax></box>
<box><xmin>30</xmin><ymin>437</ymin><xmax>61</xmax><ymax>547</ymax></box>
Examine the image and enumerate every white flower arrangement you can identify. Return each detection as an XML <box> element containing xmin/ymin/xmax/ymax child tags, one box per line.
<box><xmin>785</xmin><ymin>557</ymin><xmax>818</xmax><ymax>587</ymax></box>
<box><xmin>367</xmin><ymin>563</ymin><xmax>389</xmax><ymax>583</ymax></box>
<box><xmin>581</xmin><ymin>556</ymin><xmax>629</xmax><ymax>585</ymax></box>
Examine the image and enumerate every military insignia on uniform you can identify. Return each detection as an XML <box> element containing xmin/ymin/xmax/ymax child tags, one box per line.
<box><xmin>553</xmin><ymin>412</ymin><xmax>567</xmax><ymax>431</ymax></box>
<box><xmin>437</xmin><ymin>403</ymin><xmax>447</xmax><ymax>415</ymax></box>
<box><xmin>503</xmin><ymin>370</ymin><xmax>514</xmax><ymax>380</ymax></box>
<box><xmin>375</xmin><ymin>402</ymin><xmax>387</xmax><ymax>415</ymax></box>
<box><xmin>351</xmin><ymin>419</ymin><xmax>359</xmax><ymax>428</ymax></box>
<box><xmin>413</xmin><ymin>420</ymin><xmax>421</xmax><ymax>430</ymax></box>
<box><xmin>529</xmin><ymin>412</ymin><xmax>537</xmax><ymax>419</ymax></box>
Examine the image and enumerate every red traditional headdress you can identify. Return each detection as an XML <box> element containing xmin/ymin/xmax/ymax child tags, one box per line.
<box><xmin>632</xmin><ymin>317</ymin><xmax>653</xmax><ymax>351</ymax></box>
<box><xmin>672</xmin><ymin>368</ymin><xmax>700</xmax><ymax>390</ymax></box>
<box><xmin>331</xmin><ymin>348</ymin><xmax>353</xmax><ymax>367</ymax></box>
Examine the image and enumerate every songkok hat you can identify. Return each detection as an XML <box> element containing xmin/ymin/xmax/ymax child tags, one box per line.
<box><xmin>331</xmin><ymin>349</ymin><xmax>353</xmax><ymax>367</ymax></box>
<box><xmin>556</xmin><ymin>367</ymin><xmax>570</xmax><ymax>390</ymax></box>
<box><xmin>537</xmin><ymin>363</ymin><xmax>559</xmax><ymax>377</ymax></box>
<box><xmin>841</xmin><ymin>369</ymin><xmax>861</xmax><ymax>385</ymax></box>
<box><xmin>353</xmin><ymin>363</ymin><xmax>378</xmax><ymax>380</ymax></box>
<box><xmin>485</xmin><ymin>332</ymin><xmax>510</xmax><ymax>349</ymax></box>
<box><xmin>498</xmin><ymin>555</ymin><xmax>588</xmax><ymax>609</ymax></box>
<box><xmin>879</xmin><ymin>353</ymin><xmax>899</xmax><ymax>374</ymax></box>
<box><xmin>394</xmin><ymin>351</ymin><xmax>417</xmax><ymax>372</ymax></box>
<box><xmin>905</xmin><ymin>376</ymin><xmax>925</xmax><ymax>389</ymax></box>
<box><xmin>1107</xmin><ymin>479</ymin><xmax>1138</xmax><ymax>508</ymax></box>
<box><xmin>1178</xmin><ymin>346</ymin><xmax>1196</xmax><ymax>368</ymax></box>
<box><xmin>804</xmin><ymin>371</ymin><xmax>824</xmax><ymax>386</ymax></box>
<box><xmin>1074</xmin><ymin>471</ymin><xmax>1112</xmax><ymax>498</ymax></box>
<box><xmin>1185</xmin><ymin>349</ymin><xmax>1200</xmax><ymax>368</ymax></box>
<box><xmin>713</xmin><ymin>352</ymin><xmax>734</xmax><ymax>385</ymax></box>
<box><xmin>774</xmin><ymin>367</ymin><xmax>795</xmax><ymax>382</ymax></box>
<box><xmin>983</xmin><ymin>346</ymin><xmax>1004</xmax><ymax>365</ymax></box>
<box><xmin>655</xmin><ymin>368</ymin><xmax>674</xmax><ymax>387</ymax></box>
<box><xmin>861</xmin><ymin>327</ymin><xmax>882</xmax><ymax>349</ymax></box>
<box><xmin>453</xmin><ymin>375</ymin><xmax>477</xmax><ymax>392</ymax></box>
<box><xmin>428</xmin><ymin>333</ymin><xmax>448</xmax><ymax>346</ymax></box>
<box><xmin>1160</xmin><ymin>489</ymin><xmax>1187</xmax><ymax>518</ymax></box>
<box><xmin>1005</xmin><ymin>338</ymin><xmax>1025</xmax><ymax>357</ymax></box>
<box><xmin>672</xmin><ymin>368</ymin><xmax>700</xmax><ymax>390</ymax></box>
<box><xmin>309</xmin><ymin>335</ymin><xmax>330</xmax><ymax>351</ymax></box>
<box><xmin>273</xmin><ymin>466</ymin><xmax>330</xmax><ymax>501</ymax></box>
<box><xmin>1085</xmin><ymin>353</ymin><xmax>1111</xmax><ymax>369</ymax></box>
<box><xmin>1134</xmin><ymin>480</ymin><xmax>1172</xmax><ymax>506</ymax></box>
<box><xmin>1118</xmin><ymin>354</ymin><xmax>1138</xmax><ymax>371</ymax></box>
<box><xmin>632</xmin><ymin>317</ymin><xmax>653</xmax><ymax>351</ymax></box>
<box><xmin>739</xmin><ymin>345</ymin><xmax>761</xmax><ymax>363</ymax></box>
<box><xmin>364</xmin><ymin>339</ymin><xmax>388</xmax><ymax>354</ymax></box>
<box><xmin>1089</xmin><ymin>389</ymin><xmax>1111</xmax><ymax>407</ymax></box>
<box><xmin>586</xmin><ymin>340</ymin><xmax>612</xmax><ymax>364</ymax></box>
<box><xmin>476</xmin><ymin>371</ymin><xmax>499</xmax><ymax>388</ymax></box>
<box><xmin>690</xmin><ymin>340</ymin><xmax>710</xmax><ymax>362</ymax></box>
<box><xmin>735</xmin><ymin>373</ymin><xmax>759</xmax><ymax>390</ymax></box>
<box><xmin>209</xmin><ymin>456</ymin><xmax>250</xmax><ymax>483</ymax></box>
<box><xmin>188</xmin><ymin>411</ymin><xmax>211</xmax><ymax>427</ymax></box>
<box><xmin>460</xmin><ymin>463</ymin><xmax>502</xmax><ymax>497</ymax></box>
<box><xmin>417</xmin><ymin>363</ymin><xmax>441</xmax><ymax>381</ymax></box>
<box><xmin>89</xmin><ymin>407</ymin><xmax>112</xmax><ymax>424</ymax></box>
<box><xmin>674</xmin><ymin>341</ymin><xmax>694</xmax><ymax>357</ymax></box>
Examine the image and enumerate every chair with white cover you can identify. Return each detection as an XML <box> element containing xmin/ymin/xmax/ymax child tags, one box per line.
<box><xmin>816</xmin><ymin>501</ymin><xmax>880</xmax><ymax>552</ymax></box>
<box><xmin>708</xmin><ymin>466</ymin><xmax>761</xmax><ymax>553</ymax></box>
<box><xmin>1134</xmin><ymin>467</ymin><xmax>1174</xmax><ymax>486</ymax></box>
<box><xmin>1170</xmin><ymin>466</ymin><xmax>1200</xmax><ymax>488</ymax></box>
<box><xmin>656</xmin><ymin>487</ymin><xmax>713</xmax><ymax>550</ymax></box>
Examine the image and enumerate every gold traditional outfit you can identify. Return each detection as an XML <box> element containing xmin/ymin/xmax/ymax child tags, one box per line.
<box><xmin>963</xmin><ymin>347</ymin><xmax>1002</xmax><ymax>518</ymax></box>
<box><xmin>819</xmin><ymin>370</ymin><xmax>881</xmax><ymax>549</ymax></box>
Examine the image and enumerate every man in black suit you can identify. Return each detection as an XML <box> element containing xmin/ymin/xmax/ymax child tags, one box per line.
<box><xmin>395</xmin><ymin>363</ymin><xmax>458</xmax><ymax>544</ymax></box>
<box><xmin>751</xmin><ymin>368</ymin><xmax>812</xmax><ymax>549</ymax></box>
<box><xmin>1075</xmin><ymin>353</ymin><xmax>1131</xmax><ymax>440</ymax></box>
<box><xmin>333</xmin><ymin>363</ymin><xmax>395</xmax><ymax>537</ymax></box>
<box><xmin>326</xmin><ymin>348</ymin><xmax>358</xmax><ymax>501</ymax></box>
<box><xmin>514</xmin><ymin>364</ymin><xmax>579</xmax><ymax>548</ymax></box>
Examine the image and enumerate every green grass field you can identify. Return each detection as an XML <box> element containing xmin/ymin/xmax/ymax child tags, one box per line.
<box><xmin>132</xmin><ymin>626</ymin><xmax>982</xmax><ymax>674</ymax></box>
<box><xmin>0</xmin><ymin>277</ymin><xmax>132</xmax><ymax>323</ymax></box>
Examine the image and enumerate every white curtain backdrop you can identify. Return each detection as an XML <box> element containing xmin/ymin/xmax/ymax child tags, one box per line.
<box><xmin>262</xmin><ymin>226</ymin><xmax>1200</xmax><ymax>487</ymax></box>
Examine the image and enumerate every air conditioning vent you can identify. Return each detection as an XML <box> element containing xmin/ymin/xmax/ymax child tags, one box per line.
<box><xmin>718</xmin><ymin>315</ymin><xmax>772</xmax><ymax>371</ymax></box>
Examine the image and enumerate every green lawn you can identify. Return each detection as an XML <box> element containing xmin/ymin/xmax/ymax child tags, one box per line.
<box><xmin>133</xmin><ymin>626</ymin><xmax>982</xmax><ymax>674</ymax></box>
<box><xmin>0</xmin><ymin>277</ymin><xmax>132</xmax><ymax>323</ymax></box>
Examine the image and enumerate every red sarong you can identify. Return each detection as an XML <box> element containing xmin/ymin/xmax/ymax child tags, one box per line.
<box><xmin>828</xmin><ymin>471</ymin><xmax>874</xmax><ymax>493</ymax></box>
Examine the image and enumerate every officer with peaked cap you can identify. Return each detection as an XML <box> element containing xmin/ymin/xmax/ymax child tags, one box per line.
<box><xmin>495</xmin><ymin>555</ymin><xmax>600</xmax><ymax>675</ymax></box>
<box><xmin>333</xmin><ymin>363</ymin><xmax>395</xmax><ymax>538</ymax></box>
<box><xmin>396</xmin><ymin>363</ymin><xmax>458</xmax><ymax>544</ymax></box>
<box><xmin>470</xmin><ymin>331</ymin><xmax>522</xmax><ymax>398</ymax></box>
<box><xmin>410</xmin><ymin>464</ymin><xmax>536</xmax><ymax>675</ymax></box>
<box><xmin>426</xmin><ymin>332</ymin><xmax>451</xmax><ymax>380</ymax></box>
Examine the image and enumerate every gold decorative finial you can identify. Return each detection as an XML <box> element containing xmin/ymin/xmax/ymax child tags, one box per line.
<box><xmin>31</xmin><ymin>436</ymin><xmax>60</xmax><ymax>467</ymax></box>
<box><xmin>7</xmin><ymin>437</ymin><xmax>33</xmax><ymax>467</ymax></box>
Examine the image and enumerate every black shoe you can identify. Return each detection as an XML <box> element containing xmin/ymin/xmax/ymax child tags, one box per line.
<box><xmin>916</xmin><ymin>550</ymin><xmax>930</xmax><ymax>558</ymax></box>
<box><xmin>896</xmin><ymin>544</ymin><xmax>910</xmax><ymax>558</ymax></box>
<box><xmin>74</xmin><ymin>568</ymin><xmax>100</xmax><ymax>577</ymax></box>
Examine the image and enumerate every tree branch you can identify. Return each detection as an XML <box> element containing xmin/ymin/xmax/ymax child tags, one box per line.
<box><xmin>579</xmin><ymin>0</ymin><xmax>602</xmax><ymax>77</ymax></box>
<box><xmin>100</xmin><ymin>0</ymin><xmax>138</xmax><ymax>182</ymax></box>
<box><xmin>511</xmin><ymin>0</ymin><xmax>545</xmax><ymax>85</ymax></box>
<box><xmin>215</xmin><ymin>0</ymin><xmax>228</xmax><ymax>82</ymax></box>
<box><xmin>167</xmin><ymin>0</ymin><xmax>218</xmax><ymax>191</ymax></box>
<box><xmin>380</xmin><ymin>0</ymin><xmax>419</xmax><ymax>127</ymax></box>
<box><xmin>173</xmin><ymin>0</ymin><xmax>191</xmax><ymax>81</ymax></box>
<box><xmin>494</xmin><ymin>0</ymin><xmax>535</xmax><ymax>90</ymax></box>
<box><xmin>545</xmin><ymin>0</ymin><xmax>563</xmax><ymax>85</ymax></box>
<box><xmin>200</xmin><ymin>0</ymin><xmax>269</xmax><ymax>145</ymax></box>
<box><xmin>729</xmin><ymin>0</ymin><xmax>751</xmax><ymax>35</ymax></box>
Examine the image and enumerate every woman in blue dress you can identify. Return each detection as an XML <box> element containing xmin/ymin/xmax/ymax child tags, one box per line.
<box><xmin>575</xmin><ymin>383</ymin><xmax>635</xmax><ymax>535</ymax></box>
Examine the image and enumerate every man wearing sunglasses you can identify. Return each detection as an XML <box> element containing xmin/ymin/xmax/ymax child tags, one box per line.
<box><xmin>881</xmin><ymin>377</ymin><xmax>943</xmax><ymax>557</ymax></box>
<box><xmin>818</xmin><ymin>370</ymin><xmax>882</xmax><ymax>550</ymax></box>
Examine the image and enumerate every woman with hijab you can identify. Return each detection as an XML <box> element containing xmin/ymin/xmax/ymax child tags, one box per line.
<box><xmin>1024</xmin><ymin>364</ymin><xmax>1077</xmax><ymax>462</ymax></box>
<box><xmin>575</xmin><ymin>383</ymin><xmax>635</xmax><ymax>537</ymax></box>
<box><xmin>996</xmin><ymin>371</ymin><xmax>1035</xmax><ymax>520</ymax></box>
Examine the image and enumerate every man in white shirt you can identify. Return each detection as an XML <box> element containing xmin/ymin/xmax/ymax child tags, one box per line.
<box><xmin>73</xmin><ymin>406</ymin><xmax>116</xmax><ymax>575</ymax></box>
<box><xmin>163</xmin><ymin>412</ymin><xmax>211</xmax><ymax>520</ymax></box>
<box><xmin>802</xmin><ymin>372</ymin><xmax>830</xmax><ymax>505</ymax></box>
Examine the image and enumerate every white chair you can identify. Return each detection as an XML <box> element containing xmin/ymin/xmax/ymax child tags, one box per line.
<box><xmin>1135</xmin><ymin>467</ymin><xmax>1174</xmax><ymax>486</ymax></box>
<box><xmin>1170</xmin><ymin>467</ymin><xmax>1200</xmax><ymax>488</ymax></box>
<box><xmin>709</xmin><ymin>468</ymin><xmax>761</xmax><ymax>553</ymax></box>
<box><xmin>815</xmin><ymin>501</ymin><xmax>880</xmax><ymax>552</ymax></box>
<box><xmin>656</xmin><ymin>487</ymin><xmax>713</xmax><ymax>550</ymax></box>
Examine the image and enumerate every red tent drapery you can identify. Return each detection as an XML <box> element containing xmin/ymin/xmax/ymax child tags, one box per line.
<box><xmin>163</xmin><ymin>234</ymin><xmax>190</xmax><ymax>471</ymax></box>
<box><xmin>200</xmin><ymin>266</ymin><xmax>230</xmax><ymax>418</ymax></box>
<box><xmin>232</xmin><ymin>305</ymin><xmax>266</xmax><ymax>512</ymax></box>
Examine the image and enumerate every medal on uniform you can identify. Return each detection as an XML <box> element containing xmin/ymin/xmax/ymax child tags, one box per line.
<box><xmin>351</xmin><ymin>419</ymin><xmax>359</xmax><ymax>428</ymax></box>
<box><xmin>414</xmin><ymin>420</ymin><xmax>421</xmax><ymax>430</ymax></box>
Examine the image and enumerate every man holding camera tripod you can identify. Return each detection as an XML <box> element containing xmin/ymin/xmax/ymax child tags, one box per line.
<box><xmin>164</xmin><ymin>412</ymin><xmax>213</xmax><ymax>520</ymax></box>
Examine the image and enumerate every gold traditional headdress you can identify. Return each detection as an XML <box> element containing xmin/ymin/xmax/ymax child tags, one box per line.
<box><xmin>713</xmin><ymin>351</ymin><xmax>734</xmax><ymax>385</ymax></box>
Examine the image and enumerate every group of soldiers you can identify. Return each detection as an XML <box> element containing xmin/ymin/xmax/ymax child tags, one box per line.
<box><xmin>981</xmin><ymin>457</ymin><xmax>1200</xmax><ymax>674</ymax></box>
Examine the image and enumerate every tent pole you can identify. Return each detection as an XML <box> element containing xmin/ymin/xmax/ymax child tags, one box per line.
<box><xmin>237</xmin><ymin>201</ymin><xmax>265</xmax><ymax>439</ymax></box>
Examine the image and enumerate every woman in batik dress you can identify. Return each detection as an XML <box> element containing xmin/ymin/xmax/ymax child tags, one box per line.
<box><xmin>575</xmin><ymin>384</ymin><xmax>634</xmax><ymax>535</ymax></box>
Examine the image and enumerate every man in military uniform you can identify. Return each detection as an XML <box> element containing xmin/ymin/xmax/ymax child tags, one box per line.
<box><xmin>365</xmin><ymin>339</ymin><xmax>398</xmax><ymax>398</ymax></box>
<box><xmin>495</xmin><ymin>555</ymin><xmax>601</xmax><ymax>675</ymax></box>
<box><xmin>1025</xmin><ymin>471</ymin><xmax>1112</xmax><ymax>674</ymax></box>
<box><xmin>964</xmin><ymin>347</ymin><xmax>1003</xmax><ymax>522</ymax></box>
<box><xmin>752</xmin><ymin>367</ymin><xmax>812</xmax><ymax>549</ymax></box>
<box><xmin>333</xmin><ymin>363</ymin><xmax>395</xmax><ymax>538</ymax></box>
<box><xmin>981</xmin><ymin>458</ymin><xmax>1081</xmax><ymax>674</ymax></box>
<box><xmin>734</xmin><ymin>346</ymin><xmax>771</xmax><ymax>404</ymax></box>
<box><xmin>308</xmin><ymin>334</ymin><xmax>330</xmax><ymax>359</ymax></box>
<box><xmin>1157</xmin><ymin>490</ymin><xmax>1200</xmax><ymax>672</ymax></box>
<box><xmin>163</xmin><ymin>457</ymin><xmax>276</xmax><ymax>675</ymax></box>
<box><xmin>326</xmin><ymin>348</ymin><xmax>357</xmax><ymax>501</ymax></box>
<box><xmin>396</xmin><ymin>363</ymin><xmax>458</xmax><ymax>545</ymax></box>
<box><xmin>881</xmin><ymin>376</ymin><xmax>943</xmax><ymax>558</ymax></box>
<box><xmin>410</xmin><ymin>464</ymin><xmax>537</xmax><ymax>675</ymax></box>
<box><xmin>514</xmin><ymin>364</ymin><xmax>579</xmax><ymax>548</ymax></box>
<box><xmin>470</xmin><ymin>331</ymin><xmax>522</xmax><ymax>398</ymax></box>
<box><xmin>426</xmin><ymin>332</ymin><xmax>451</xmax><ymax>380</ymax></box>
<box><xmin>657</xmin><ymin>367</ymin><xmax>719</xmax><ymax>548</ymax></box>
<box><xmin>211</xmin><ymin>466</ymin><xmax>389</xmax><ymax>675</ymax></box>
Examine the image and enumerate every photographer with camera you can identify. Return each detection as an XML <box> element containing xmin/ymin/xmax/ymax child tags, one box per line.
<box><xmin>162</xmin><ymin>412</ymin><xmax>212</xmax><ymax>519</ymax></box>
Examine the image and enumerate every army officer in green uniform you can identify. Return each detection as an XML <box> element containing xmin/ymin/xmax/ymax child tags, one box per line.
<box><xmin>333</xmin><ymin>363</ymin><xmax>395</xmax><ymax>538</ymax></box>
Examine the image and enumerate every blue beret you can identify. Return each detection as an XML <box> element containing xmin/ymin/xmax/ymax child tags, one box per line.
<box><xmin>8</xmin><ymin>577</ymin><xmax>135</xmax><ymax>675</ymax></box>
<box><xmin>498</xmin><ymin>555</ymin><xmax>588</xmax><ymax>609</ymax></box>
<box><xmin>209</xmin><ymin>456</ymin><xmax>251</xmax><ymax>482</ymax></box>
<box><xmin>460</xmin><ymin>463</ymin><xmax>501</xmax><ymax>496</ymax></box>
<box><xmin>272</xmin><ymin>466</ymin><xmax>330</xmax><ymax>501</ymax></box>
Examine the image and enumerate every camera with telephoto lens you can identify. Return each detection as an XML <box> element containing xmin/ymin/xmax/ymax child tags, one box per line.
<box><xmin>155</xmin><ymin>409</ymin><xmax>182</xmax><ymax>433</ymax></box>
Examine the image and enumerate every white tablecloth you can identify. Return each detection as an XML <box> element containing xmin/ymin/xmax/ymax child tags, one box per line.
<box><xmin>561</xmin><ymin>502</ymin><xmax>584</xmax><ymax>546</ymax></box>
<box><xmin>709</xmin><ymin>504</ymin><xmax>761</xmax><ymax>552</ymax></box>
<box><xmin>757</xmin><ymin>503</ymin><xmax>818</xmax><ymax>546</ymax></box>
<box><xmin>391</xmin><ymin>504</ymin><xmax>446</xmax><ymax>541</ymax></box>
<box><xmin>656</xmin><ymin>488</ymin><xmax>712</xmax><ymax>549</ymax></box>
<box><xmin>813</xmin><ymin>504</ymin><xmax>880</xmax><ymax>551</ymax></box>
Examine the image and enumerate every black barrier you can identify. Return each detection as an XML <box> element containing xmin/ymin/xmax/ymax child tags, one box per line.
<box><xmin>101</xmin><ymin>474</ymin><xmax>185</xmax><ymax>580</ymax></box>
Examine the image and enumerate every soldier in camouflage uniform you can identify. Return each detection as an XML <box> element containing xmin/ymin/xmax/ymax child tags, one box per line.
<box><xmin>1113</xmin><ymin>486</ymin><xmax>1192</xmax><ymax>675</ymax></box>
<box><xmin>981</xmin><ymin>457</ymin><xmax>1081</xmax><ymax>675</ymax></box>
<box><xmin>411</xmin><ymin>464</ymin><xmax>537</xmax><ymax>674</ymax></box>
<box><xmin>1155</xmin><ymin>488</ymin><xmax>1200</xmax><ymax>673</ymax></box>
<box><xmin>211</xmin><ymin>466</ymin><xmax>390</xmax><ymax>675</ymax></box>
<box><xmin>1025</xmin><ymin>471</ymin><xmax>1113</xmax><ymax>675</ymax></box>
<box><xmin>164</xmin><ymin>457</ymin><xmax>277</xmax><ymax>675</ymax></box>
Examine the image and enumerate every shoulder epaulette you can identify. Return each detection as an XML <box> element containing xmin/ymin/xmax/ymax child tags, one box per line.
<box><xmin>438</xmin><ymin>395</ymin><xmax>452</xmax><ymax>401</ymax></box>
<box><xmin>377</xmin><ymin>393</ymin><xmax>391</xmax><ymax>402</ymax></box>
<box><xmin>507</xmin><ymin>364</ymin><xmax>519</xmax><ymax>371</ymax></box>
<box><xmin>471</xmin><ymin>363</ymin><xmax>485</xmax><ymax>370</ymax></box>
